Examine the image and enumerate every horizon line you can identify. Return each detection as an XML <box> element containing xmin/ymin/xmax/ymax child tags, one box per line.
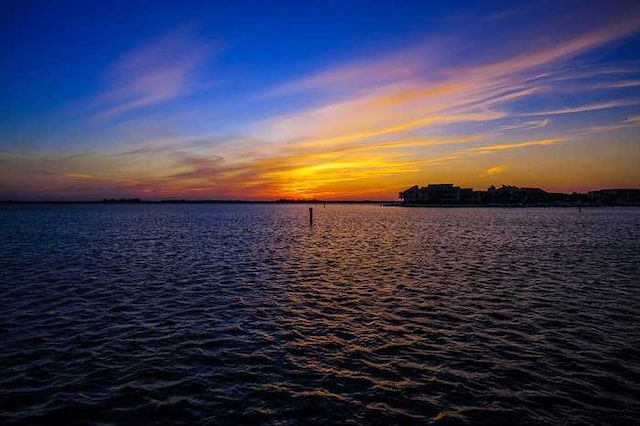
<box><xmin>1</xmin><ymin>185</ymin><xmax>639</xmax><ymax>204</ymax></box>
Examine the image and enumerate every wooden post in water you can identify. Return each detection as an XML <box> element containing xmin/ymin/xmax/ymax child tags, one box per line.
<box><xmin>309</xmin><ymin>207</ymin><xmax>313</xmax><ymax>226</ymax></box>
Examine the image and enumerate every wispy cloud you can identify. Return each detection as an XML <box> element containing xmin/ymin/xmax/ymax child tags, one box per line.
<box><xmin>498</xmin><ymin>119</ymin><xmax>549</xmax><ymax>131</ymax></box>
<box><xmin>255</xmin><ymin>15</ymin><xmax>639</xmax><ymax>157</ymax></box>
<box><xmin>591</xmin><ymin>79</ymin><xmax>640</xmax><ymax>89</ymax></box>
<box><xmin>572</xmin><ymin>114</ymin><xmax>640</xmax><ymax>135</ymax></box>
<box><xmin>419</xmin><ymin>138</ymin><xmax>563</xmax><ymax>168</ymax></box>
<box><xmin>450</xmin><ymin>15</ymin><xmax>640</xmax><ymax>80</ymax></box>
<box><xmin>94</xmin><ymin>29</ymin><xmax>216</xmax><ymax>120</ymax></box>
<box><xmin>168</xmin><ymin>153</ymin><xmax>225</xmax><ymax>180</ymax></box>
<box><xmin>3</xmin><ymin>11</ymin><xmax>639</xmax><ymax>200</ymax></box>
<box><xmin>607</xmin><ymin>80</ymin><xmax>640</xmax><ymax>88</ymax></box>
<box><xmin>519</xmin><ymin>100</ymin><xmax>638</xmax><ymax>117</ymax></box>
<box><xmin>262</xmin><ymin>55</ymin><xmax>417</xmax><ymax>99</ymax></box>
<box><xmin>468</xmin><ymin>139</ymin><xmax>561</xmax><ymax>154</ymax></box>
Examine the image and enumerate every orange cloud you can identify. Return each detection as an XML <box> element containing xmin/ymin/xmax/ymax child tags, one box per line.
<box><xmin>3</xmin><ymin>17</ymin><xmax>639</xmax><ymax>200</ymax></box>
<box><xmin>486</xmin><ymin>165</ymin><xmax>505</xmax><ymax>176</ymax></box>
<box><xmin>468</xmin><ymin>139</ymin><xmax>561</xmax><ymax>153</ymax></box>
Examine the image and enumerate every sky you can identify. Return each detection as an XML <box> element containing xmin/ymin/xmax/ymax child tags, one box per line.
<box><xmin>1</xmin><ymin>0</ymin><xmax>639</xmax><ymax>200</ymax></box>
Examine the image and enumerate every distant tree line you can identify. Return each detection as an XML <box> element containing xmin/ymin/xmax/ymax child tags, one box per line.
<box><xmin>102</xmin><ymin>198</ymin><xmax>141</xmax><ymax>203</ymax></box>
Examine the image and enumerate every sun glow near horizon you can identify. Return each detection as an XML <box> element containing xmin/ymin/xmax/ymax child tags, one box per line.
<box><xmin>1</xmin><ymin>1</ymin><xmax>639</xmax><ymax>200</ymax></box>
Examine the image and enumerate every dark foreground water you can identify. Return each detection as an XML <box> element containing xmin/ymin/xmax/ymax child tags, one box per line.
<box><xmin>1</xmin><ymin>204</ymin><xmax>639</xmax><ymax>425</ymax></box>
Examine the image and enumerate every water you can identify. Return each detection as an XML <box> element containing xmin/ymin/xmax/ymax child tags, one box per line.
<box><xmin>1</xmin><ymin>204</ymin><xmax>639</xmax><ymax>425</ymax></box>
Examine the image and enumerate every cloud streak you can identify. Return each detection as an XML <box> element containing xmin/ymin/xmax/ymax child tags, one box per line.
<box><xmin>262</xmin><ymin>54</ymin><xmax>418</xmax><ymax>98</ymax></box>
<box><xmin>3</xmin><ymin>10</ymin><xmax>639</xmax><ymax>200</ymax></box>
<box><xmin>519</xmin><ymin>100</ymin><xmax>639</xmax><ymax>117</ymax></box>
<box><xmin>94</xmin><ymin>29</ymin><xmax>216</xmax><ymax>120</ymax></box>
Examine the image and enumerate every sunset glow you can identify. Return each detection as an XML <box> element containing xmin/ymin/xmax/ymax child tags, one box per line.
<box><xmin>2</xmin><ymin>1</ymin><xmax>639</xmax><ymax>200</ymax></box>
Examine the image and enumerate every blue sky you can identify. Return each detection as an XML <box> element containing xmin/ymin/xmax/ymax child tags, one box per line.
<box><xmin>1</xmin><ymin>0</ymin><xmax>639</xmax><ymax>199</ymax></box>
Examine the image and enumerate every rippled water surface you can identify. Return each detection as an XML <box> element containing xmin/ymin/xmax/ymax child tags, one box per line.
<box><xmin>1</xmin><ymin>204</ymin><xmax>639</xmax><ymax>425</ymax></box>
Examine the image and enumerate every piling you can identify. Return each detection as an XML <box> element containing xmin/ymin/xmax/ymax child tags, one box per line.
<box><xmin>309</xmin><ymin>207</ymin><xmax>313</xmax><ymax>226</ymax></box>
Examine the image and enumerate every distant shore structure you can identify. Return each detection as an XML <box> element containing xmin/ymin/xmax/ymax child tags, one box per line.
<box><xmin>398</xmin><ymin>184</ymin><xmax>640</xmax><ymax>207</ymax></box>
<box><xmin>1</xmin><ymin>188</ymin><xmax>637</xmax><ymax>206</ymax></box>
<box><xmin>401</xmin><ymin>184</ymin><xmax>478</xmax><ymax>205</ymax></box>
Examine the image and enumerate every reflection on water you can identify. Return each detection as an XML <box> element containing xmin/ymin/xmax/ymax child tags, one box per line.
<box><xmin>1</xmin><ymin>204</ymin><xmax>639</xmax><ymax>424</ymax></box>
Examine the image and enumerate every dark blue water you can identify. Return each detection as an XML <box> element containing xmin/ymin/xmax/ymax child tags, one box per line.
<box><xmin>1</xmin><ymin>204</ymin><xmax>639</xmax><ymax>425</ymax></box>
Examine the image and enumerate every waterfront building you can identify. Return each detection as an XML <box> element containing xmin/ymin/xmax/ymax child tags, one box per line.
<box><xmin>399</xmin><ymin>183</ymin><xmax>478</xmax><ymax>205</ymax></box>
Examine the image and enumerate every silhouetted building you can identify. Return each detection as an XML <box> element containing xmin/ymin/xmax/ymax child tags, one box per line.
<box><xmin>399</xmin><ymin>183</ymin><xmax>640</xmax><ymax>206</ymax></box>
<box><xmin>400</xmin><ymin>185</ymin><xmax>422</xmax><ymax>204</ymax></box>
<box><xmin>399</xmin><ymin>183</ymin><xmax>478</xmax><ymax>205</ymax></box>
<box><xmin>587</xmin><ymin>189</ymin><xmax>640</xmax><ymax>206</ymax></box>
<box><xmin>484</xmin><ymin>185</ymin><xmax>547</xmax><ymax>205</ymax></box>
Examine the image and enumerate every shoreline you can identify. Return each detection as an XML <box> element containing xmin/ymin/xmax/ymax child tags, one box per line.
<box><xmin>1</xmin><ymin>200</ymin><xmax>638</xmax><ymax>208</ymax></box>
<box><xmin>383</xmin><ymin>203</ymin><xmax>639</xmax><ymax>208</ymax></box>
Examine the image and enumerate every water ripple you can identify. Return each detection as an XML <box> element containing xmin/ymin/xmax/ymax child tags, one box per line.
<box><xmin>1</xmin><ymin>204</ymin><xmax>639</xmax><ymax>424</ymax></box>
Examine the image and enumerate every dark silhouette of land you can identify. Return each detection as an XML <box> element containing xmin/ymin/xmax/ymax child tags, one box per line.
<box><xmin>398</xmin><ymin>183</ymin><xmax>640</xmax><ymax>207</ymax></box>
<box><xmin>1</xmin><ymin>185</ymin><xmax>639</xmax><ymax>206</ymax></box>
<box><xmin>0</xmin><ymin>199</ymin><xmax>390</xmax><ymax>204</ymax></box>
